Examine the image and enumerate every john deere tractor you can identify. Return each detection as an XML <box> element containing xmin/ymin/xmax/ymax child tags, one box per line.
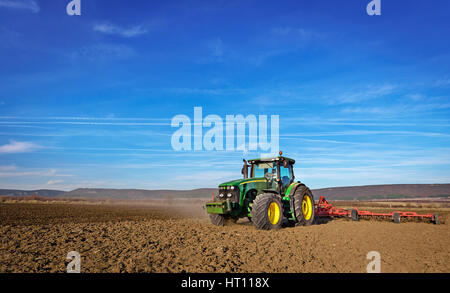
<box><xmin>205</xmin><ymin>152</ymin><xmax>315</xmax><ymax>230</ymax></box>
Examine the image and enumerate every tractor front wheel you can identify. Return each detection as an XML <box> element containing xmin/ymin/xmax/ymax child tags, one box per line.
<box><xmin>251</xmin><ymin>193</ymin><xmax>283</xmax><ymax>230</ymax></box>
<box><xmin>293</xmin><ymin>185</ymin><xmax>315</xmax><ymax>226</ymax></box>
<box><xmin>209</xmin><ymin>214</ymin><xmax>226</xmax><ymax>226</ymax></box>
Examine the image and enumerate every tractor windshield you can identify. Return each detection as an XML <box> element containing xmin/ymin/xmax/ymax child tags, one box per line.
<box><xmin>251</xmin><ymin>162</ymin><xmax>276</xmax><ymax>178</ymax></box>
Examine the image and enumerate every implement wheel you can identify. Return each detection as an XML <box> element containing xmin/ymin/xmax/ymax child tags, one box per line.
<box><xmin>351</xmin><ymin>209</ymin><xmax>359</xmax><ymax>221</ymax></box>
<box><xmin>251</xmin><ymin>193</ymin><xmax>283</xmax><ymax>230</ymax></box>
<box><xmin>434</xmin><ymin>214</ymin><xmax>440</xmax><ymax>225</ymax></box>
<box><xmin>209</xmin><ymin>214</ymin><xmax>226</xmax><ymax>226</ymax></box>
<box><xmin>293</xmin><ymin>185</ymin><xmax>315</xmax><ymax>226</ymax></box>
<box><xmin>393</xmin><ymin>212</ymin><xmax>400</xmax><ymax>223</ymax></box>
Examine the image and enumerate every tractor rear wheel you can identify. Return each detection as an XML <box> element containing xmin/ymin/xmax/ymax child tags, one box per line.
<box><xmin>209</xmin><ymin>214</ymin><xmax>226</xmax><ymax>226</ymax></box>
<box><xmin>251</xmin><ymin>193</ymin><xmax>283</xmax><ymax>230</ymax></box>
<box><xmin>293</xmin><ymin>185</ymin><xmax>315</xmax><ymax>226</ymax></box>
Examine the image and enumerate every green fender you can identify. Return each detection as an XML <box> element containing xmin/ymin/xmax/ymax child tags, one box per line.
<box><xmin>284</xmin><ymin>182</ymin><xmax>301</xmax><ymax>200</ymax></box>
<box><xmin>284</xmin><ymin>182</ymin><xmax>302</xmax><ymax>221</ymax></box>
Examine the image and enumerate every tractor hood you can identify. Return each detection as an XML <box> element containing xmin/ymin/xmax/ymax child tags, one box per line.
<box><xmin>219</xmin><ymin>177</ymin><xmax>266</xmax><ymax>188</ymax></box>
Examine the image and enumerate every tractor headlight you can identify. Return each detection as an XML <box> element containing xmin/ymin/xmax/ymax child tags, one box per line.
<box><xmin>227</xmin><ymin>193</ymin><xmax>232</xmax><ymax>198</ymax></box>
<box><xmin>230</xmin><ymin>186</ymin><xmax>235</xmax><ymax>190</ymax></box>
<box><xmin>219</xmin><ymin>193</ymin><xmax>224</xmax><ymax>198</ymax></box>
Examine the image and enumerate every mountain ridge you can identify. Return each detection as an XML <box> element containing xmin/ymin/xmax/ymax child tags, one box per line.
<box><xmin>1</xmin><ymin>184</ymin><xmax>449</xmax><ymax>200</ymax></box>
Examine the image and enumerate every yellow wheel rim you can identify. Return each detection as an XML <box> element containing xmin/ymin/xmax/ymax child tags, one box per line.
<box><xmin>302</xmin><ymin>195</ymin><xmax>312</xmax><ymax>221</ymax></box>
<box><xmin>268</xmin><ymin>202</ymin><xmax>280</xmax><ymax>225</ymax></box>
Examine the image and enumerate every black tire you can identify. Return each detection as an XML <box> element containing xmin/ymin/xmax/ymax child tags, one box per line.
<box><xmin>251</xmin><ymin>193</ymin><xmax>283</xmax><ymax>230</ymax></box>
<box><xmin>434</xmin><ymin>214</ymin><xmax>440</xmax><ymax>225</ymax></box>
<box><xmin>209</xmin><ymin>214</ymin><xmax>225</xmax><ymax>226</ymax></box>
<box><xmin>293</xmin><ymin>185</ymin><xmax>315</xmax><ymax>226</ymax></box>
<box><xmin>393</xmin><ymin>212</ymin><xmax>400</xmax><ymax>223</ymax></box>
<box><xmin>351</xmin><ymin>209</ymin><xmax>359</xmax><ymax>221</ymax></box>
<box><xmin>227</xmin><ymin>216</ymin><xmax>239</xmax><ymax>224</ymax></box>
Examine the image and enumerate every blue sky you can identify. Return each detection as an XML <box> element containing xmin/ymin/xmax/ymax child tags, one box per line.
<box><xmin>0</xmin><ymin>0</ymin><xmax>449</xmax><ymax>191</ymax></box>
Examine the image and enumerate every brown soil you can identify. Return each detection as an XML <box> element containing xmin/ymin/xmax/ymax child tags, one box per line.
<box><xmin>0</xmin><ymin>200</ymin><xmax>449</xmax><ymax>273</ymax></box>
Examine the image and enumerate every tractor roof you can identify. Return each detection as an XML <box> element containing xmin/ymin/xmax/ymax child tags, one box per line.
<box><xmin>248</xmin><ymin>156</ymin><xmax>295</xmax><ymax>164</ymax></box>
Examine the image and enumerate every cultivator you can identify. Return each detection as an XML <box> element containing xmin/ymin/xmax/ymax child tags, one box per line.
<box><xmin>315</xmin><ymin>196</ymin><xmax>441</xmax><ymax>224</ymax></box>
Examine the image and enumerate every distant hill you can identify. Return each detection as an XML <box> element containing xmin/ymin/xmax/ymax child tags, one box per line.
<box><xmin>1</xmin><ymin>184</ymin><xmax>449</xmax><ymax>200</ymax></box>
<box><xmin>60</xmin><ymin>188</ymin><xmax>216</xmax><ymax>199</ymax></box>
<box><xmin>0</xmin><ymin>189</ymin><xmax>64</xmax><ymax>197</ymax></box>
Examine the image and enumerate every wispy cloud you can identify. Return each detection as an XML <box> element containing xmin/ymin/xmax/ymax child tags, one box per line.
<box><xmin>0</xmin><ymin>168</ymin><xmax>72</xmax><ymax>178</ymax></box>
<box><xmin>0</xmin><ymin>0</ymin><xmax>39</xmax><ymax>13</ymax></box>
<box><xmin>281</xmin><ymin>130</ymin><xmax>450</xmax><ymax>138</ymax></box>
<box><xmin>198</xmin><ymin>28</ymin><xmax>322</xmax><ymax>65</ymax></box>
<box><xmin>93</xmin><ymin>22</ymin><xmax>148</xmax><ymax>38</ymax></box>
<box><xmin>46</xmin><ymin>179</ymin><xmax>63</xmax><ymax>186</ymax></box>
<box><xmin>0</xmin><ymin>165</ymin><xmax>16</xmax><ymax>171</ymax></box>
<box><xmin>0</xmin><ymin>116</ymin><xmax>170</xmax><ymax>121</ymax></box>
<box><xmin>209</xmin><ymin>37</ymin><xmax>224</xmax><ymax>59</ymax></box>
<box><xmin>197</xmin><ymin>37</ymin><xmax>228</xmax><ymax>63</ymax></box>
<box><xmin>69</xmin><ymin>43</ymin><xmax>137</xmax><ymax>61</ymax></box>
<box><xmin>406</xmin><ymin>93</ymin><xmax>425</xmax><ymax>101</ymax></box>
<box><xmin>342</xmin><ymin>102</ymin><xmax>450</xmax><ymax>115</ymax></box>
<box><xmin>0</xmin><ymin>121</ymin><xmax>168</xmax><ymax>126</ymax></box>
<box><xmin>435</xmin><ymin>78</ymin><xmax>450</xmax><ymax>87</ymax></box>
<box><xmin>0</xmin><ymin>140</ymin><xmax>40</xmax><ymax>154</ymax></box>
<box><xmin>0</xmin><ymin>26</ymin><xmax>22</xmax><ymax>48</ymax></box>
<box><xmin>328</xmin><ymin>84</ymin><xmax>398</xmax><ymax>104</ymax></box>
<box><xmin>167</xmin><ymin>87</ymin><xmax>246</xmax><ymax>96</ymax></box>
<box><xmin>270</xmin><ymin>27</ymin><xmax>322</xmax><ymax>41</ymax></box>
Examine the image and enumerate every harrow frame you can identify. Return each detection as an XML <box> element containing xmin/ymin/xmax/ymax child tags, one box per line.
<box><xmin>314</xmin><ymin>196</ymin><xmax>441</xmax><ymax>224</ymax></box>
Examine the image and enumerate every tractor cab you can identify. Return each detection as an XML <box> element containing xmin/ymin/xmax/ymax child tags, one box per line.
<box><xmin>243</xmin><ymin>153</ymin><xmax>296</xmax><ymax>194</ymax></box>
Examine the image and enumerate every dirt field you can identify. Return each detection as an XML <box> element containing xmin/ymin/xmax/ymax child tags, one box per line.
<box><xmin>0</xmin><ymin>199</ymin><xmax>449</xmax><ymax>273</ymax></box>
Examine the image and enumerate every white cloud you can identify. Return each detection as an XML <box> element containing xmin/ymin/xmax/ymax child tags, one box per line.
<box><xmin>46</xmin><ymin>180</ymin><xmax>63</xmax><ymax>186</ymax></box>
<box><xmin>0</xmin><ymin>140</ymin><xmax>39</xmax><ymax>154</ymax></box>
<box><xmin>0</xmin><ymin>0</ymin><xmax>39</xmax><ymax>13</ymax></box>
<box><xmin>93</xmin><ymin>22</ymin><xmax>147</xmax><ymax>38</ymax></box>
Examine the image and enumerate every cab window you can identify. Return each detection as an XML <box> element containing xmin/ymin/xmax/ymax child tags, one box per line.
<box><xmin>280</xmin><ymin>164</ymin><xmax>293</xmax><ymax>187</ymax></box>
<box><xmin>252</xmin><ymin>162</ymin><xmax>276</xmax><ymax>178</ymax></box>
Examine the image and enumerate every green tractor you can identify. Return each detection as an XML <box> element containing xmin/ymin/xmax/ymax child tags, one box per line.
<box><xmin>205</xmin><ymin>152</ymin><xmax>315</xmax><ymax>230</ymax></box>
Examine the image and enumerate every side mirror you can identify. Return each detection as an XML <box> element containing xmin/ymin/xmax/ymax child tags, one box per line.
<box><xmin>241</xmin><ymin>159</ymin><xmax>249</xmax><ymax>179</ymax></box>
<box><xmin>283</xmin><ymin>160</ymin><xmax>289</xmax><ymax>168</ymax></box>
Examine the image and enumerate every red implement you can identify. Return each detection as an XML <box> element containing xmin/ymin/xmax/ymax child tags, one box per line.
<box><xmin>314</xmin><ymin>196</ymin><xmax>441</xmax><ymax>224</ymax></box>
